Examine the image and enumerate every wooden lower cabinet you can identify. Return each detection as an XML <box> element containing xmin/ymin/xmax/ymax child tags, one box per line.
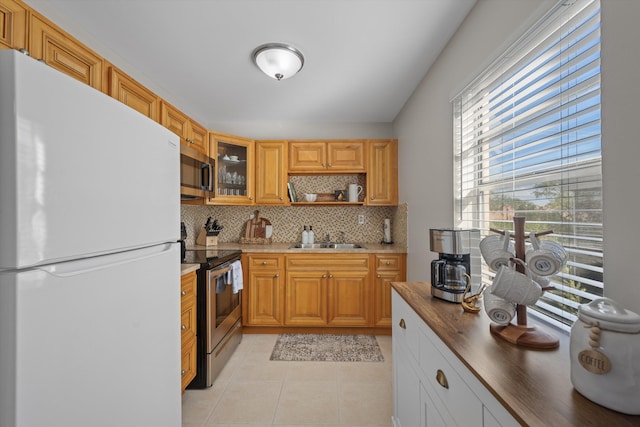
<box><xmin>180</xmin><ymin>270</ymin><xmax>197</xmax><ymax>393</ymax></box>
<box><xmin>243</xmin><ymin>252</ymin><xmax>405</xmax><ymax>332</ymax></box>
<box><xmin>243</xmin><ymin>254</ymin><xmax>284</xmax><ymax>326</ymax></box>
<box><xmin>285</xmin><ymin>254</ymin><xmax>370</xmax><ymax>327</ymax></box>
<box><xmin>373</xmin><ymin>254</ymin><xmax>406</xmax><ymax>327</ymax></box>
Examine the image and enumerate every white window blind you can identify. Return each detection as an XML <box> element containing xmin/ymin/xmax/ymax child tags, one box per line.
<box><xmin>453</xmin><ymin>0</ymin><xmax>602</xmax><ymax>331</ymax></box>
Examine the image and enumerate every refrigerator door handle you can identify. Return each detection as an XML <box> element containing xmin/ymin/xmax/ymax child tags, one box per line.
<box><xmin>36</xmin><ymin>244</ymin><xmax>175</xmax><ymax>277</ymax></box>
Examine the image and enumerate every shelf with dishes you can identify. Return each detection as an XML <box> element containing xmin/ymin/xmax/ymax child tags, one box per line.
<box><xmin>287</xmin><ymin>175</ymin><xmax>366</xmax><ymax>205</ymax></box>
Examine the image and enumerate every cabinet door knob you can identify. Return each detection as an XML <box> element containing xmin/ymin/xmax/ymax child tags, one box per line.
<box><xmin>279</xmin><ymin>196</ymin><xmax>283</xmax><ymax>201</ymax></box>
<box><xmin>386</xmin><ymin>261</ymin><xmax>391</xmax><ymax>265</ymax></box>
<box><xmin>249</xmin><ymin>196</ymin><xmax>253</xmax><ymax>200</ymax></box>
<box><xmin>436</xmin><ymin>369</ymin><xmax>449</xmax><ymax>389</ymax></box>
<box><xmin>322</xmin><ymin>274</ymin><xmax>327</xmax><ymax>278</ymax></box>
<box><xmin>181</xmin><ymin>324</ymin><xmax>187</xmax><ymax>330</ymax></box>
<box><xmin>377</xmin><ymin>274</ymin><xmax>381</xmax><ymax>278</ymax></box>
<box><xmin>329</xmin><ymin>274</ymin><xmax>334</xmax><ymax>278</ymax></box>
<box><xmin>181</xmin><ymin>370</ymin><xmax>186</xmax><ymax>376</ymax></box>
<box><xmin>399</xmin><ymin>318</ymin><xmax>406</xmax><ymax>329</ymax></box>
<box><xmin>262</xmin><ymin>261</ymin><xmax>267</xmax><ymax>265</ymax></box>
<box><xmin>274</xmin><ymin>273</ymin><xmax>280</xmax><ymax>278</ymax></box>
<box><xmin>370</xmin><ymin>196</ymin><xmax>376</xmax><ymax>200</ymax></box>
<box><xmin>181</xmin><ymin>290</ymin><xmax>186</xmax><ymax>296</ymax></box>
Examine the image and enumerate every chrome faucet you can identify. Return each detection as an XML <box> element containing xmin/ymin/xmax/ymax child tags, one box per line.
<box><xmin>340</xmin><ymin>231</ymin><xmax>346</xmax><ymax>243</ymax></box>
<box><xmin>325</xmin><ymin>233</ymin><xmax>331</xmax><ymax>243</ymax></box>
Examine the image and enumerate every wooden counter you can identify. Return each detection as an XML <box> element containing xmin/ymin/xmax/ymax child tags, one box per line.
<box><xmin>391</xmin><ymin>281</ymin><xmax>639</xmax><ymax>427</ymax></box>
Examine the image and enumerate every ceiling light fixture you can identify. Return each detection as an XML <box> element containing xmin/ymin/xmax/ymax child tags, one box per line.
<box><xmin>252</xmin><ymin>43</ymin><xmax>304</xmax><ymax>81</ymax></box>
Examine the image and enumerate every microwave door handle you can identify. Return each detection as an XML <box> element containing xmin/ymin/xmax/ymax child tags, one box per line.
<box><xmin>201</xmin><ymin>162</ymin><xmax>212</xmax><ymax>191</ymax></box>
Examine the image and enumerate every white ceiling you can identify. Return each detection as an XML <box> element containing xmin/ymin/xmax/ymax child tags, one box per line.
<box><xmin>25</xmin><ymin>0</ymin><xmax>476</xmax><ymax>127</ymax></box>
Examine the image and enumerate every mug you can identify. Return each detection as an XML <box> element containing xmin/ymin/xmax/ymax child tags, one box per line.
<box><xmin>479</xmin><ymin>231</ymin><xmax>514</xmax><ymax>271</ymax></box>
<box><xmin>483</xmin><ymin>289</ymin><xmax>516</xmax><ymax>325</ymax></box>
<box><xmin>348</xmin><ymin>184</ymin><xmax>363</xmax><ymax>202</ymax></box>
<box><xmin>526</xmin><ymin>234</ymin><xmax>567</xmax><ymax>277</ymax></box>
<box><xmin>491</xmin><ymin>258</ymin><xmax>543</xmax><ymax>305</ymax></box>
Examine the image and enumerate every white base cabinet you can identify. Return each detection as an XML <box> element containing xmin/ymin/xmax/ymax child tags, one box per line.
<box><xmin>392</xmin><ymin>289</ymin><xmax>518</xmax><ymax>427</ymax></box>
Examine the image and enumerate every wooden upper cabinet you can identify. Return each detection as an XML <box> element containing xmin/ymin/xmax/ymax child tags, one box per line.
<box><xmin>255</xmin><ymin>140</ymin><xmax>288</xmax><ymax>205</ymax></box>
<box><xmin>160</xmin><ymin>101</ymin><xmax>207</xmax><ymax>154</ymax></box>
<box><xmin>326</xmin><ymin>141</ymin><xmax>366</xmax><ymax>172</ymax></box>
<box><xmin>289</xmin><ymin>140</ymin><xmax>365</xmax><ymax>172</ymax></box>
<box><xmin>367</xmin><ymin>139</ymin><xmax>398</xmax><ymax>206</ymax></box>
<box><xmin>29</xmin><ymin>13</ymin><xmax>104</xmax><ymax>91</ymax></box>
<box><xmin>208</xmin><ymin>132</ymin><xmax>255</xmax><ymax>205</ymax></box>
<box><xmin>0</xmin><ymin>0</ymin><xmax>27</xmax><ymax>51</ymax></box>
<box><xmin>108</xmin><ymin>66</ymin><xmax>159</xmax><ymax>121</ymax></box>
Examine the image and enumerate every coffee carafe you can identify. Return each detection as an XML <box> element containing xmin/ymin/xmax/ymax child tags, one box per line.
<box><xmin>429</xmin><ymin>228</ymin><xmax>481</xmax><ymax>303</ymax></box>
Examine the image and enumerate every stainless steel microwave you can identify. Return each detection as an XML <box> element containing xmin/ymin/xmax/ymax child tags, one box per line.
<box><xmin>180</xmin><ymin>144</ymin><xmax>213</xmax><ymax>200</ymax></box>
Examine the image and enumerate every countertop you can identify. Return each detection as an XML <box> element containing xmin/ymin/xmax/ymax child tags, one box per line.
<box><xmin>391</xmin><ymin>282</ymin><xmax>639</xmax><ymax>427</ymax></box>
<box><xmin>181</xmin><ymin>264</ymin><xmax>199</xmax><ymax>275</ymax></box>
<box><xmin>187</xmin><ymin>242</ymin><xmax>406</xmax><ymax>254</ymax></box>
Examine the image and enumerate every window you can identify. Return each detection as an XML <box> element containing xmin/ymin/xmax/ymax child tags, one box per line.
<box><xmin>452</xmin><ymin>0</ymin><xmax>602</xmax><ymax>331</ymax></box>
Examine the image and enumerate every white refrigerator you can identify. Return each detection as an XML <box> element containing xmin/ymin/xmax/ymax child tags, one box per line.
<box><xmin>0</xmin><ymin>50</ymin><xmax>182</xmax><ymax>427</ymax></box>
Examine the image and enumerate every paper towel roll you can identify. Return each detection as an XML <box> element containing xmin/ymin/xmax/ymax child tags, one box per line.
<box><xmin>383</xmin><ymin>218</ymin><xmax>392</xmax><ymax>243</ymax></box>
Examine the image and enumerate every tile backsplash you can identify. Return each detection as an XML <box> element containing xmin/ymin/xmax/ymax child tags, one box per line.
<box><xmin>181</xmin><ymin>203</ymin><xmax>407</xmax><ymax>248</ymax></box>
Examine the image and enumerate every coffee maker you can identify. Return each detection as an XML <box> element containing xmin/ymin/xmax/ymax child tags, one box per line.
<box><xmin>429</xmin><ymin>228</ymin><xmax>481</xmax><ymax>303</ymax></box>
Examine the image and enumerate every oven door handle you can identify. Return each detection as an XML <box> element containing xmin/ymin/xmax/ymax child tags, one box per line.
<box><xmin>208</xmin><ymin>265</ymin><xmax>232</xmax><ymax>281</ymax></box>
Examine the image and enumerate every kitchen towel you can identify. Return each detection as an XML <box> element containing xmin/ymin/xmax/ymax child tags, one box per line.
<box><xmin>230</xmin><ymin>260</ymin><xmax>243</xmax><ymax>294</ymax></box>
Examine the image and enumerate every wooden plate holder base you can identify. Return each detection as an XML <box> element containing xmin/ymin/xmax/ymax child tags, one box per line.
<box><xmin>488</xmin><ymin>217</ymin><xmax>559</xmax><ymax>350</ymax></box>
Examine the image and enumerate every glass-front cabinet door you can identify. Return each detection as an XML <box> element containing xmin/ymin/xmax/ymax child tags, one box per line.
<box><xmin>208</xmin><ymin>132</ymin><xmax>254</xmax><ymax>205</ymax></box>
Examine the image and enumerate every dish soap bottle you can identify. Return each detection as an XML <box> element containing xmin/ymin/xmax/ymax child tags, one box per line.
<box><xmin>308</xmin><ymin>226</ymin><xmax>315</xmax><ymax>244</ymax></box>
<box><xmin>302</xmin><ymin>226</ymin><xmax>308</xmax><ymax>244</ymax></box>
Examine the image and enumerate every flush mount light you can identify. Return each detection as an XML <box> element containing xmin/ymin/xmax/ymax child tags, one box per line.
<box><xmin>252</xmin><ymin>43</ymin><xmax>304</xmax><ymax>81</ymax></box>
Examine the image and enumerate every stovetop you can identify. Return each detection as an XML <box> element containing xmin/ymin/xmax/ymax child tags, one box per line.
<box><xmin>182</xmin><ymin>248</ymin><xmax>242</xmax><ymax>267</ymax></box>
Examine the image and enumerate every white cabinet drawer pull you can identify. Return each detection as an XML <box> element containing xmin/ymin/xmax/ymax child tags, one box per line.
<box><xmin>436</xmin><ymin>369</ymin><xmax>449</xmax><ymax>389</ymax></box>
<box><xmin>399</xmin><ymin>318</ymin><xmax>406</xmax><ymax>329</ymax></box>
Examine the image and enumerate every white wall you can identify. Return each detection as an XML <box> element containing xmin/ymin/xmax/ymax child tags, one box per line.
<box><xmin>394</xmin><ymin>0</ymin><xmax>640</xmax><ymax>311</ymax></box>
<box><xmin>600</xmin><ymin>0</ymin><xmax>640</xmax><ymax>308</ymax></box>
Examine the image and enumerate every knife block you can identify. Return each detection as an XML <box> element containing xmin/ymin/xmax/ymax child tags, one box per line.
<box><xmin>196</xmin><ymin>228</ymin><xmax>218</xmax><ymax>246</ymax></box>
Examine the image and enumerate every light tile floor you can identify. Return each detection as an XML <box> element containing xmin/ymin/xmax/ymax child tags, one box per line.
<box><xmin>182</xmin><ymin>334</ymin><xmax>394</xmax><ymax>427</ymax></box>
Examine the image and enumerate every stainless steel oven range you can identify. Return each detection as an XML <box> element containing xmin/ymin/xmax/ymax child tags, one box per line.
<box><xmin>182</xmin><ymin>249</ymin><xmax>242</xmax><ymax>388</ymax></box>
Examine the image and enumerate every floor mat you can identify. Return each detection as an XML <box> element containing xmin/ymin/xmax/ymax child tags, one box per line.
<box><xmin>270</xmin><ymin>333</ymin><xmax>384</xmax><ymax>362</ymax></box>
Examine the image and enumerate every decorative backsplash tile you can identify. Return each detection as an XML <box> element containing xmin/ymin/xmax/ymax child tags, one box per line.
<box><xmin>181</xmin><ymin>203</ymin><xmax>407</xmax><ymax>248</ymax></box>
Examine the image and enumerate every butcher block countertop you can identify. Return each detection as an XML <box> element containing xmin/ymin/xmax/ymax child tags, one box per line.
<box><xmin>189</xmin><ymin>242</ymin><xmax>405</xmax><ymax>254</ymax></box>
<box><xmin>391</xmin><ymin>281</ymin><xmax>639</xmax><ymax>427</ymax></box>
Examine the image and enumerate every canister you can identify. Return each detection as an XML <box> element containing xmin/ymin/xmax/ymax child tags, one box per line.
<box><xmin>570</xmin><ymin>297</ymin><xmax>640</xmax><ymax>414</ymax></box>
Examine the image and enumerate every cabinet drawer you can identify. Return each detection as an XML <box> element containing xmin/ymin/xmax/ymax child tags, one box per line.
<box><xmin>181</xmin><ymin>297</ymin><xmax>196</xmax><ymax>341</ymax></box>
<box><xmin>391</xmin><ymin>289</ymin><xmax>421</xmax><ymax>363</ymax></box>
<box><xmin>181</xmin><ymin>271</ymin><xmax>197</xmax><ymax>300</ymax></box>
<box><xmin>418</xmin><ymin>325</ymin><xmax>483</xmax><ymax>427</ymax></box>
<box><xmin>247</xmin><ymin>255</ymin><xmax>282</xmax><ymax>269</ymax></box>
<box><xmin>286</xmin><ymin>255</ymin><xmax>369</xmax><ymax>270</ymax></box>
<box><xmin>181</xmin><ymin>335</ymin><xmax>196</xmax><ymax>391</ymax></box>
<box><xmin>375</xmin><ymin>254</ymin><xmax>402</xmax><ymax>271</ymax></box>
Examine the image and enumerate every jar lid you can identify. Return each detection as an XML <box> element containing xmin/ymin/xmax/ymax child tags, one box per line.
<box><xmin>578</xmin><ymin>298</ymin><xmax>640</xmax><ymax>325</ymax></box>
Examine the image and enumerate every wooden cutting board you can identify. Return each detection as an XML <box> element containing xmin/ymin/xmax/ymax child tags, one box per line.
<box><xmin>243</xmin><ymin>210</ymin><xmax>271</xmax><ymax>239</ymax></box>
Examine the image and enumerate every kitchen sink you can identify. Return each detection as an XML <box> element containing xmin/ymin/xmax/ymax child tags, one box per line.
<box><xmin>290</xmin><ymin>243</ymin><xmax>366</xmax><ymax>249</ymax></box>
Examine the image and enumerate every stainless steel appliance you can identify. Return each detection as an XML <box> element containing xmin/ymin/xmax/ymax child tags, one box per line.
<box><xmin>429</xmin><ymin>229</ymin><xmax>481</xmax><ymax>303</ymax></box>
<box><xmin>183</xmin><ymin>249</ymin><xmax>243</xmax><ymax>388</ymax></box>
<box><xmin>180</xmin><ymin>144</ymin><xmax>213</xmax><ymax>200</ymax></box>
